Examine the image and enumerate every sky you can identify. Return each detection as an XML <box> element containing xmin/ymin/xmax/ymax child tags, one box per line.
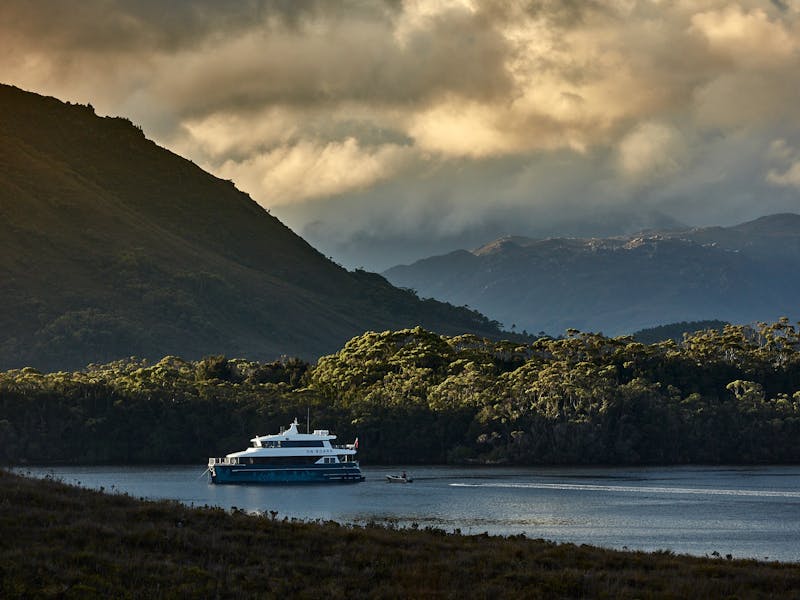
<box><xmin>2</xmin><ymin>0</ymin><xmax>800</xmax><ymax>270</ymax></box>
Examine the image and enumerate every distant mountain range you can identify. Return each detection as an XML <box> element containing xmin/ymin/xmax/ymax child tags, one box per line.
<box><xmin>0</xmin><ymin>84</ymin><xmax>502</xmax><ymax>370</ymax></box>
<box><xmin>383</xmin><ymin>215</ymin><xmax>800</xmax><ymax>336</ymax></box>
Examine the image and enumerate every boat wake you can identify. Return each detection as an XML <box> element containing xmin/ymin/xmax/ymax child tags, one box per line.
<box><xmin>449</xmin><ymin>482</ymin><xmax>800</xmax><ymax>498</ymax></box>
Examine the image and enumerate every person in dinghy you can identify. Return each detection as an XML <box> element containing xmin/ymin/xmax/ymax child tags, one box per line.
<box><xmin>386</xmin><ymin>470</ymin><xmax>413</xmax><ymax>483</ymax></box>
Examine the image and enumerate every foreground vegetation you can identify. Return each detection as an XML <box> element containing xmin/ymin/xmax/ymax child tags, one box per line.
<box><xmin>2</xmin><ymin>470</ymin><xmax>799</xmax><ymax>599</ymax></box>
<box><xmin>3</xmin><ymin>320</ymin><xmax>800</xmax><ymax>465</ymax></box>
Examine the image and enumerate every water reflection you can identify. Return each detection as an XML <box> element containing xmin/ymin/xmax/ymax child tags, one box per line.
<box><xmin>15</xmin><ymin>464</ymin><xmax>800</xmax><ymax>562</ymax></box>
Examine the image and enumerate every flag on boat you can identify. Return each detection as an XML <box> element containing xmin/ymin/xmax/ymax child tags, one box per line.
<box><xmin>354</xmin><ymin>437</ymin><xmax>359</xmax><ymax>449</ymax></box>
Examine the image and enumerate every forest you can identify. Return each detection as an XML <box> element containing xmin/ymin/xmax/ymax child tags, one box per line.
<box><xmin>2</xmin><ymin>319</ymin><xmax>800</xmax><ymax>465</ymax></box>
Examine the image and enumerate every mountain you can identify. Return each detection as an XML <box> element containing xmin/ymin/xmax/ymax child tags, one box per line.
<box><xmin>383</xmin><ymin>215</ymin><xmax>800</xmax><ymax>336</ymax></box>
<box><xmin>0</xmin><ymin>84</ymin><xmax>501</xmax><ymax>370</ymax></box>
<box><xmin>293</xmin><ymin>203</ymin><xmax>687</xmax><ymax>272</ymax></box>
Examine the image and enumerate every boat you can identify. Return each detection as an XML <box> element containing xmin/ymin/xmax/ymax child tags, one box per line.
<box><xmin>207</xmin><ymin>419</ymin><xmax>364</xmax><ymax>484</ymax></box>
<box><xmin>386</xmin><ymin>473</ymin><xmax>413</xmax><ymax>483</ymax></box>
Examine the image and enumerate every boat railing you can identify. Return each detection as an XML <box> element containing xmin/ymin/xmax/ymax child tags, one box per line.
<box><xmin>209</xmin><ymin>457</ymin><xmax>240</xmax><ymax>465</ymax></box>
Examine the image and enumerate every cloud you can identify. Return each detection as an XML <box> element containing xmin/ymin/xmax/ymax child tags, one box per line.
<box><xmin>2</xmin><ymin>0</ymin><xmax>800</xmax><ymax>268</ymax></box>
<box><xmin>767</xmin><ymin>139</ymin><xmax>800</xmax><ymax>188</ymax></box>
<box><xmin>690</xmin><ymin>4</ymin><xmax>797</xmax><ymax>68</ymax></box>
<box><xmin>617</xmin><ymin>122</ymin><xmax>687</xmax><ymax>182</ymax></box>
<box><xmin>217</xmin><ymin>138</ymin><xmax>415</xmax><ymax>204</ymax></box>
<box><xmin>768</xmin><ymin>162</ymin><xmax>800</xmax><ymax>188</ymax></box>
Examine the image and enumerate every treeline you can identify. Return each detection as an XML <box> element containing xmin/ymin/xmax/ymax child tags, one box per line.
<box><xmin>0</xmin><ymin>356</ymin><xmax>313</xmax><ymax>464</ymax></box>
<box><xmin>3</xmin><ymin>320</ymin><xmax>800</xmax><ymax>465</ymax></box>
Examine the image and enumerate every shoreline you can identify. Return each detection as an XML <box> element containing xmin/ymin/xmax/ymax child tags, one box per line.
<box><xmin>3</xmin><ymin>468</ymin><xmax>800</xmax><ymax>597</ymax></box>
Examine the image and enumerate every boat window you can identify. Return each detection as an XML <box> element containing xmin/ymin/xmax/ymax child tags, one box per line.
<box><xmin>250</xmin><ymin>440</ymin><xmax>325</xmax><ymax>448</ymax></box>
<box><xmin>248</xmin><ymin>456</ymin><xmax>320</xmax><ymax>465</ymax></box>
<box><xmin>279</xmin><ymin>440</ymin><xmax>325</xmax><ymax>448</ymax></box>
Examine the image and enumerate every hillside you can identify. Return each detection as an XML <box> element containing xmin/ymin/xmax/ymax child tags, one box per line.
<box><xmin>383</xmin><ymin>216</ymin><xmax>800</xmax><ymax>335</ymax></box>
<box><xmin>631</xmin><ymin>320</ymin><xmax>729</xmax><ymax>344</ymax></box>
<box><xmin>0</xmin><ymin>84</ymin><xmax>501</xmax><ymax>370</ymax></box>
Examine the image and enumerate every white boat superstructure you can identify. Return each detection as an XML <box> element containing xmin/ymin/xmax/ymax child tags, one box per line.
<box><xmin>208</xmin><ymin>419</ymin><xmax>363</xmax><ymax>484</ymax></box>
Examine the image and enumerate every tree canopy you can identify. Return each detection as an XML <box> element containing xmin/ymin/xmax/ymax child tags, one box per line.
<box><xmin>3</xmin><ymin>320</ymin><xmax>800</xmax><ymax>465</ymax></box>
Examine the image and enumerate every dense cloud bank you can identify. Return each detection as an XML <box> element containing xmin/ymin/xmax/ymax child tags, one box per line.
<box><xmin>3</xmin><ymin>1</ymin><xmax>800</xmax><ymax>268</ymax></box>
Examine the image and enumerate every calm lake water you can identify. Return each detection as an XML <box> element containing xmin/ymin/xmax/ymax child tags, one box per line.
<box><xmin>16</xmin><ymin>464</ymin><xmax>800</xmax><ymax>562</ymax></box>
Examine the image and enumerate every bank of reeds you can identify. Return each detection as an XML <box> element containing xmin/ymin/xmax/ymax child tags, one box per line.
<box><xmin>1</xmin><ymin>469</ymin><xmax>799</xmax><ymax>598</ymax></box>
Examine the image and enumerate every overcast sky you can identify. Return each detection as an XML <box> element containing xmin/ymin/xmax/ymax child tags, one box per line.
<box><xmin>3</xmin><ymin>0</ymin><xmax>800</xmax><ymax>269</ymax></box>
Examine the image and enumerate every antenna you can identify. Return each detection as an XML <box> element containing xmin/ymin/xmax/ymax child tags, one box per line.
<box><xmin>306</xmin><ymin>407</ymin><xmax>310</xmax><ymax>434</ymax></box>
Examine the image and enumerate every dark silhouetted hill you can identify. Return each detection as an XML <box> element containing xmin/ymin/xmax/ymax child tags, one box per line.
<box><xmin>631</xmin><ymin>320</ymin><xmax>729</xmax><ymax>344</ymax></box>
<box><xmin>0</xmin><ymin>84</ymin><xmax>501</xmax><ymax>370</ymax></box>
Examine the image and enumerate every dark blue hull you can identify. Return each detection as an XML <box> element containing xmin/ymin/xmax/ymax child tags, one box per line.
<box><xmin>210</xmin><ymin>463</ymin><xmax>365</xmax><ymax>485</ymax></box>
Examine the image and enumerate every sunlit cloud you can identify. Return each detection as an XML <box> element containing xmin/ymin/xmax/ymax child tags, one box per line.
<box><xmin>1</xmin><ymin>0</ymin><xmax>800</xmax><ymax>268</ymax></box>
<box><xmin>768</xmin><ymin>162</ymin><xmax>800</xmax><ymax>188</ymax></box>
<box><xmin>767</xmin><ymin>139</ymin><xmax>800</xmax><ymax>189</ymax></box>
<box><xmin>217</xmin><ymin>138</ymin><xmax>415</xmax><ymax>205</ymax></box>
<box><xmin>690</xmin><ymin>5</ymin><xmax>797</xmax><ymax>67</ymax></box>
<box><xmin>618</xmin><ymin>122</ymin><xmax>688</xmax><ymax>182</ymax></box>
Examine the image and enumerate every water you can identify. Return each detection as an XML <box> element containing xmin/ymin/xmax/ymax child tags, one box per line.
<box><xmin>15</xmin><ymin>464</ymin><xmax>800</xmax><ymax>562</ymax></box>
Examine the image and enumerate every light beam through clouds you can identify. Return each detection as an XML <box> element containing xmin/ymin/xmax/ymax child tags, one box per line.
<box><xmin>1</xmin><ymin>0</ymin><xmax>799</xmax><ymax>269</ymax></box>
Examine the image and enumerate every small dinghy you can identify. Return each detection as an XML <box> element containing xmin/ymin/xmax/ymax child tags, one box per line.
<box><xmin>386</xmin><ymin>473</ymin><xmax>413</xmax><ymax>483</ymax></box>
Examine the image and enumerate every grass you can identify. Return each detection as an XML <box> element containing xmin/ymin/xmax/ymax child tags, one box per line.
<box><xmin>2</xmin><ymin>470</ymin><xmax>800</xmax><ymax>598</ymax></box>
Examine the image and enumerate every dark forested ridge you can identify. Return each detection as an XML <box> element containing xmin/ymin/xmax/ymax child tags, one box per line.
<box><xmin>3</xmin><ymin>320</ymin><xmax>800</xmax><ymax>466</ymax></box>
<box><xmin>383</xmin><ymin>214</ymin><xmax>800</xmax><ymax>336</ymax></box>
<box><xmin>632</xmin><ymin>320</ymin><xmax>729</xmax><ymax>344</ymax></box>
<box><xmin>0</xmin><ymin>83</ymin><xmax>501</xmax><ymax>371</ymax></box>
